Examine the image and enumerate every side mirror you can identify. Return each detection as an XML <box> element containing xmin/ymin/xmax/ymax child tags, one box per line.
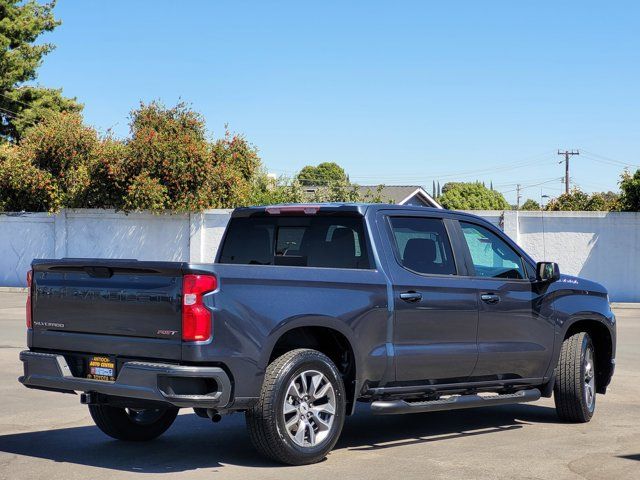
<box><xmin>536</xmin><ymin>261</ymin><xmax>560</xmax><ymax>282</ymax></box>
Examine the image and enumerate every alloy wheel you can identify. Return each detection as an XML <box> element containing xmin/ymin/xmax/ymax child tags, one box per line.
<box><xmin>282</xmin><ymin>370</ymin><xmax>336</xmax><ymax>447</ymax></box>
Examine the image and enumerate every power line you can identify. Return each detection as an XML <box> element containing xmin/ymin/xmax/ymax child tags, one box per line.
<box><xmin>270</xmin><ymin>153</ymin><xmax>558</xmax><ymax>183</ymax></box>
<box><xmin>499</xmin><ymin>177</ymin><xmax>562</xmax><ymax>194</ymax></box>
<box><xmin>580</xmin><ymin>150</ymin><xmax>640</xmax><ymax>169</ymax></box>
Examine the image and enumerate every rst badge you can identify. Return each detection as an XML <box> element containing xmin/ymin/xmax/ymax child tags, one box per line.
<box><xmin>157</xmin><ymin>329</ymin><xmax>178</xmax><ymax>336</ymax></box>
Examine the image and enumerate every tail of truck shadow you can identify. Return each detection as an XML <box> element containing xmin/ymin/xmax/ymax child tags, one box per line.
<box><xmin>0</xmin><ymin>403</ymin><xmax>560</xmax><ymax>472</ymax></box>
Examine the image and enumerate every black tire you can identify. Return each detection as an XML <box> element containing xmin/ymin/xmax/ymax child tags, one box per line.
<box><xmin>89</xmin><ymin>404</ymin><xmax>179</xmax><ymax>441</ymax></box>
<box><xmin>554</xmin><ymin>332</ymin><xmax>596</xmax><ymax>423</ymax></box>
<box><xmin>246</xmin><ymin>348</ymin><xmax>346</xmax><ymax>465</ymax></box>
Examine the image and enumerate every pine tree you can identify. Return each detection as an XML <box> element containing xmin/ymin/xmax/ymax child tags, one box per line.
<box><xmin>0</xmin><ymin>0</ymin><xmax>82</xmax><ymax>142</ymax></box>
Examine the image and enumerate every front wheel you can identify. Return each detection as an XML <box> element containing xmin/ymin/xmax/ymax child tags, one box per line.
<box><xmin>89</xmin><ymin>404</ymin><xmax>179</xmax><ymax>441</ymax></box>
<box><xmin>554</xmin><ymin>332</ymin><xmax>596</xmax><ymax>422</ymax></box>
<box><xmin>246</xmin><ymin>349</ymin><xmax>346</xmax><ymax>465</ymax></box>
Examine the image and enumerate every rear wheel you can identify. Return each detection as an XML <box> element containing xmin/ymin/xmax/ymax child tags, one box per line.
<box><xmin>246</xmin><ymin>348</ymin><xmax>346</xmax><ymax>465</ymax></box>
<box><xmin>554</xmin><ymin>332</ymin><xmax>596</xmax><ymax>422</ymax></box>
<box><xmin>89</xmin><ymin>404</ymin><xmax>179</xmax><ymax>441</ymax></box>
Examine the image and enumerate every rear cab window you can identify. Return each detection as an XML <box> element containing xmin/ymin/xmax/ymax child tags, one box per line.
<box><xmin>218</xmin><ymin>215</ymin><xmax>373</xmax><ymax>269</ymax></box>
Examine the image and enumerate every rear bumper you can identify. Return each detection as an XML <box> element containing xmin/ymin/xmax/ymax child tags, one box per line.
<box><xmin>19</xmin><ymin>350</ymin><xmax>232</xmax><ymax>409</ymax></box>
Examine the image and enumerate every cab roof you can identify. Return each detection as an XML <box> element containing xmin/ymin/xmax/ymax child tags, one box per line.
<box><xmin>231</xmin><ymin>203</ymin><xmax>485</xmax><ymax>222</ymax></box>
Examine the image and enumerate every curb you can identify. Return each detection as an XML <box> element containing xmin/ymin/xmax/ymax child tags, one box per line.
<box><xmin>0</xmin><ymin>287</ymin><xmax>27</xmax><ymax>293</ymax></box>
<box><xmin>611</xmin><ymin>303</ymin><xmax>640</xmax><ymax>310</ymax></box>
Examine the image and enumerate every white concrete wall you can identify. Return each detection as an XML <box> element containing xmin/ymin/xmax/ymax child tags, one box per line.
<box><xmin>503</xmin><ymin>211</ymin><xmax>640</xmax><ymax>302</ymax></box>
<box><xmin>0</xmin><ymin>209</ymin><xmax>226</xmax><ymax>287</ymax></box>
<box><xmin>1</xmin><ymin>209</ymin><xmax>638</xmax><ymax>301</ymax></box>
<box><xmin>0</xmin><ymin>213</ymin><xmax>55</xmax><ymax>287</ymax></box>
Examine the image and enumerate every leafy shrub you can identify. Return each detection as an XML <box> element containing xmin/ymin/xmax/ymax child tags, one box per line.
<box><xmin>620</xmin><ymin>169</ymin><xmax>640</xmax><ymax>211</ymax></box>
<box><xmin>18</xmin><ymin>111</ymin><xmax>99</xmax><ymax>208</ymax></box>
<box><xmin>0</xmin><ymin>144</ymin><xmax>61</xmax><ymax>212</ymax></box>
<box><xmin>123</xmin><ymin>102</ymin><xmax>261</xmax><ymax>211</ymax></box>
<box><xmin>84</xmin><ymin>138</ymin><xmax>129</xmax><ymax>209</ymax></box>
<box><xmin>545</xmin><ymin>188</ymin><xmax>620</xmax><ymax>211</ymax></box>
<box><xmin>123</xmin><ymin>174</ymin><xmax>169</xmax><ymax>211</ymax></box>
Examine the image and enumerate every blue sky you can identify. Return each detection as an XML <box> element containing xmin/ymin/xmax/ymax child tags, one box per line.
<box><xmin>36</xmin><ymin>1</ymin><xmax>639</xmax><ymax>203</ymax></box>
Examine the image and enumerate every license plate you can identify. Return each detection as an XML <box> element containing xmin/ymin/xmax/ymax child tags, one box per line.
<box><xmin>87</xmin><ymin>355</ymin><xmax>116</xmax><ymax>381</ymax></box>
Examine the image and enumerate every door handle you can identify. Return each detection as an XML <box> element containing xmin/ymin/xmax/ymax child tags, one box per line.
<box><xmin>480</xmin><ymin>293</ymin><xmax>500</xmax><ymax>304</ymax></box>
<box><xmin>400</xmin><ymin>291</ymin><xmax>422</xmax><ymax>303</ymax></box>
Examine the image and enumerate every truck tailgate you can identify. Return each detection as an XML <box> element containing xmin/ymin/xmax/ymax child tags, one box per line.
<box><xmin>30</xmin><ymin>259</ymin><xmax>185</xmax><ymax>360</ymax></box>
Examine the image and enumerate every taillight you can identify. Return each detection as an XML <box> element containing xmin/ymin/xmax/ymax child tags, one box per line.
<box><xmin>182</xmin><ymin>274</ymin><xmax>216</xmax><ymax>342</ymax></box>
<box><xmin>26</xmin><ymin>270</ymin><xmax>33</xmax><ymax>329</ymax></box>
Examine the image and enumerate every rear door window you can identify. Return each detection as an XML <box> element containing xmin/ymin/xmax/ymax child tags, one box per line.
<box><xmin>388</xmin><ymin>217</ymin><xmax>457</xmax><ymax>275</ymax></box>
<box><xmin>218</xmin><ymin>216</ymin><xmax>372</xmax><ymax>269</ymax></box>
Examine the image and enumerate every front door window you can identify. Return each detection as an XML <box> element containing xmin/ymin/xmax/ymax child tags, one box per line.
<box><xmin>460</xmin><ymin>222</ymin><xmax>525</xmax><ymax>280</ymax></box>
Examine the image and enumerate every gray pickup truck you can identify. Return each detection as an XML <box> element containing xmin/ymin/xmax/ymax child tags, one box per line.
<box><xmin>19</xmin><ymin>203</ymin><xmax>616</xmax><ymax>465</ymax></box>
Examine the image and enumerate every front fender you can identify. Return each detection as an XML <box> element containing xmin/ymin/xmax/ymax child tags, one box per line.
<box><xmin>543</xmin><ymin>284</ymin><xmax>616</xmax><ymax>387</ymax></box>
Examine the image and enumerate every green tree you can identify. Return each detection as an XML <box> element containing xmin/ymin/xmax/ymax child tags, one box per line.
<box><xmin>311</xmin><ymin>180</ymin><xmax>361</xmax><ymax>203</ymax></box>
<box><xmin>441</xmin><ymin>182</ymin><xmax>462</xmax><ymax>195</ymax></box>
<box><xmin>248</xmin><ymin>170</ymin><xmax>304</xmax><ymax>206</ymax></box>
<box><xmin>545</xmin><ymin>188</ymin><xmax>620</xmax><ymax>211</ymax></box>
<box><xmin>586</xmin><ymin>191</ymin><xmax>620</xmax><ymax>211</ymax></box>
<box><xmin>545</xmin><ymin>189</ymin><xmax>589</xmax><ymax>211</ymax></box>
<box><xmin>358</xmin><ymin>184</ymin><xmax>390</xmax><ymax>203</ymax></box>
<box><xmin>521</xmin><ymin>199</ymin><xmax>541</xmax><ymax>210</ymax></box>
<box><xmin>297</xmin><ymin>162</ymin><xmax>348</xmax><ymax>186</ymax></box>
<box><xmin>438</xmin><ymin>182</ymin><xmax>510</xmax><ymax>210</ymax></box>
<box><xmin>0</xmin><ymin>0</ymin><xmax>82</xmax><ymax>142</ymax></box>
<box><xmin>620</xmin><ymin>169</ymin><xmax>640</xmax><ymax>211</ymax></box>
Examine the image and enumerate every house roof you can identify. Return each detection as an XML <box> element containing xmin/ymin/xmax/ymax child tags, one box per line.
<box><xmin>300</xmin><ymin>184</ymin><xmax>442</xmax><ymax>208</ymax></box>
<box><xmin>357</xmin><ymin>185</ymin><xmax>441</xmax><ymax>208</ymax></box>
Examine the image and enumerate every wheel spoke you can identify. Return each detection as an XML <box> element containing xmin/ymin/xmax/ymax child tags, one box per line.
<box><xmin>309</xmin><ymin>373</ymin><xmax>323</xmax><ymax>399</ymax></box>
<box><xmin>583</xmin><ymin>345</ymin><xmax>596</xmax><ymax>409</ymax></box>
<box><xmin>298</xmin><ymin>373</ymin><xmax>309</xmax><ymax>396</ymax></box>
<box><xmin>310</xmin><ymin>410</ymin><xmax>332</xmax><ymax>431</ymax></box>
<box><xmin>287</xmin><ymin>382</ymin><xmax>302</xmax><ymax>401</ymax></box>
<box><xmin>312</xmin><ymin>382</ymin><xmax>331</xmax><ymax>401</ymax></box>
<box><xmin>312</xmin><ymin>402</ymin><xmax>335</xmax><ymax>416</ymax></box>
<box><xmin>285</xmin><ymin>414</ymin><xmax>299</xmax><ymax>430</ymax></box>
<box><xmin>294</xmin><ymin>419</ymin><xmax>306</xmax><ymax>444</ymax></box>
<box><xmin>283</xmin><ymin>401</ymin><xmax>297</xmax><ymax>415</ymax></box>
<box><xmin>307</xmin><ymin>421</ymin><xmax>316</xmax><ymax>444</ymax></box>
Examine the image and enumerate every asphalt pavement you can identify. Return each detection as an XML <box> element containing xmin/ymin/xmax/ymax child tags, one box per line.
<box><xmin>1</xmin><ymin>292</ymin><xmax>638</xmax><ymax>480</ymax></box>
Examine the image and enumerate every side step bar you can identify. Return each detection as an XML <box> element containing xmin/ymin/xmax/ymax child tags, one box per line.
<box><xmin>371</xmin><ymin>388</ymin><xmax>541</xmax><ymax>415</ymax></box>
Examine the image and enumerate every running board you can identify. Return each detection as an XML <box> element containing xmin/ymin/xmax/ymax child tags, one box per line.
<box><xmin>370</xmin><ymin>388</ymin><xmax>541</xmax><ymax>415</ymax></box>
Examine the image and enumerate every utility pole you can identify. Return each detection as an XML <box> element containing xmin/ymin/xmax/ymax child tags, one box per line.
<box><xmin>557</xmin><ymin>149</ymin><xmax>579</xmax><ymax>194</ymax></box>
<box><xmin>516</xmin><ymin>184</ymin><xmax>522</xmax><ymax>209</ymax></box>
